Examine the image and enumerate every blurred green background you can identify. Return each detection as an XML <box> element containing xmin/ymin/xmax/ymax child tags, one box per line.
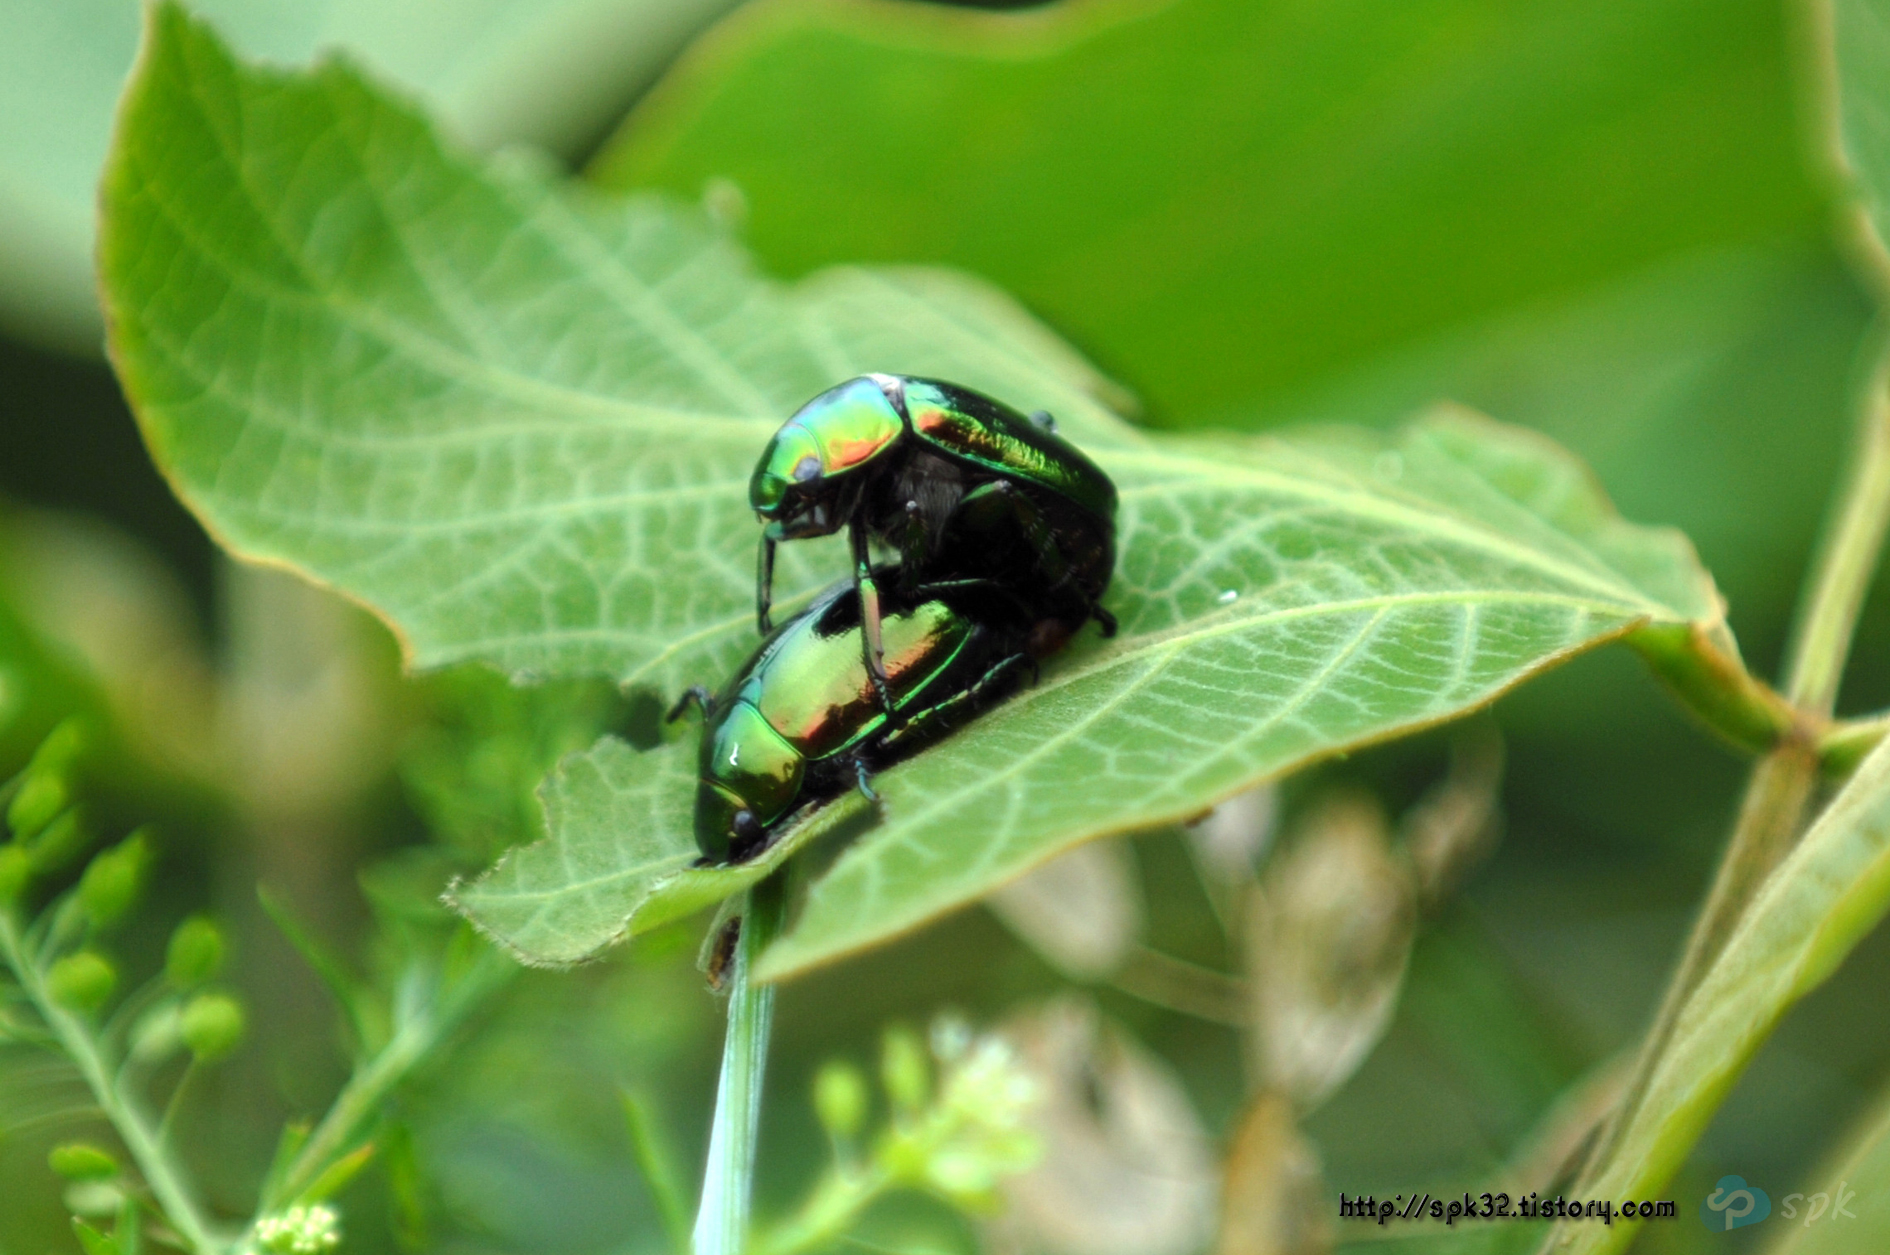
<box><xmin>3</xmin><ymin>0</ymin><xmax>1888</xmax><ymax>1251</ymax></box>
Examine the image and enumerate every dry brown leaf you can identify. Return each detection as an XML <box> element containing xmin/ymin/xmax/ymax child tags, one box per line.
<box><xmin>989</xmin><ymin>998</ymin><xmax>1218</xmax><ymax>1255</ymax></box>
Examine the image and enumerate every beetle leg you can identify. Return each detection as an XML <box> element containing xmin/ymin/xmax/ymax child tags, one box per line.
<box><xmin>908</xmin><ymin>575</ymin><xmax>1041</xmax><ymax>623</ymax></box>
<box><xmin>853</xmin><ymin>759</ymin><xmax>881</xmax><ymax>803</ymax></box>
<box><xmin>1092</xmin><ymin>604</ymin><xmax>1119</xmax><ymax>638</ymax></box>
<box><xmin>756</xmin><ymin>533</ymin><xmax>777</xmax><ymax>635</ymax></box>
<box><xmin>665</xmin><ymin>685</ymin><xmax>714</xmax><ymax>723</ymax></box>
<box><xmin>876</xmin><ymin>652</ymin><xmax>1031</xmax><ymax>755</ymax></box>
<box><xmin>851</xmin><ymin>519</ymin><xmax>897</xmax><ymax>718</ymax></box>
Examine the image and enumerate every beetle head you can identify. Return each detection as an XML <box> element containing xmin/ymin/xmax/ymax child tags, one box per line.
<box><xmin>750</xmin><ymin>375</ymin><xmax>905</xmax><ymax>536</ymax></box>
<box><xmin>696</xmin><ymin>702</ymin><xmax>804</xmax><ymax>862</ymax></box>
<box><xmin>695</xmin><ymin>781</ymin><xmax>767</xmax><ymax>863</ymax></box>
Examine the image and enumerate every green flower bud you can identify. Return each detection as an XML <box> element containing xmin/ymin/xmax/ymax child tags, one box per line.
<box><xmin>813</xmin><ymin>1060</ymin><xmax>869</xmax><ymax>1141</ymax></box>
<box><xmin>7</xmin><ymin>773</ymin><xmax>67</xmax><ymax>841</ymax></box>
<box><xmin>78</xmin><ymin>832</ymin><xmax>149</xmax><ymax>928</ymax></box>
<box><xmin>8</xmin><ymin>720</ymin><xmax>86</xmax><ymax>838</ymax></box>
<box><xmin>27</xmin><ymin>807</ymin><xmax>89</xmax><ymax>875</ymax></box>
<box><xmin>881</xmin><ymin>1024</ymin><xmax>930</xmax><ymax>1113</ymax></box>
<box><xmin>36</xmin><ymin>718</ymin><xmax>88</xmax><ymax>771</ymax></box>
<box><xmin>0</xmin><ymin>844</ymin><xmax>30</xmax><ymax>905</ymax></box>
<box><xmin>180</xmin><ymin>992</ymin><xmax>245</xmax><ymax>1061</ymax></box>
<box><xmin>48</xmin><ymin>1142</ymin><xmax>119</xmax><ymax>1181</ymax></box>
<box><xmin>47</xmin><ymin>951</ymin><xmax>116</xmax><ymax>1013</ymax></box>
<box><xmin>165</xmin><ymin>915</ymin><xmax>225</xmax><ymax>988</ymax></box>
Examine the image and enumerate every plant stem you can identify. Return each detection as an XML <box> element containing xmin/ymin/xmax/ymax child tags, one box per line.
<box><xmin>262</xmin><ymin>946</ymin><xmax>510</xmax><ymax>1211</ymax></box>
<box><xmin>0</xmin><ymin>910</ymin><xmax>224</xmax><ymax>1254</ymax></box>
<box><xmin>693</xmin><ymin>877</ymin><xmax>786</xmax><ymax>1255</ymax></box>
<box><xmin>1566</xmin><ymin>347</ymin><xmax>1890</xmax><ymax>1231</ymax></box>
<box><xmin>1823</xmin><ymin>711</ymin><xmax>1890</xmax><ymax>775</ymax></box>
<box><xmin>1783</xmin><ymin>365</ymin><xmax>1890</xmax><ymax>717</ymax></box>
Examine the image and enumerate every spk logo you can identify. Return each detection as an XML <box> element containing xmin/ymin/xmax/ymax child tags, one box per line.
<box><xmin>1702</xmin><ymin>1176</ymin><xmax>1772</xmax><ymax>1231</ymax></box>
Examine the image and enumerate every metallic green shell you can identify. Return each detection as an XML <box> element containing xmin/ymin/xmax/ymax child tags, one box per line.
<box><xmin>749</xmin><ymin>376</ymin><xmax>903</xmax><ymax>513</ymax></box>
<box><xmin>697</xmin><ymin>588</ymin><xmax>975</xmax><ymax>840</ymax></box>
<box><xmin>898</xmin><ymin>378</ymin><xmax>1117</xmax><ymax>521</ymax></box>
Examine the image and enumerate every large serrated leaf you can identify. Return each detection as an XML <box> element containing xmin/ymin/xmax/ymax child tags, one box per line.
<box><xmin>101</xmin><ymin>5</ymin><xmax>1735</xmax><ymax>971</ymax></box>
<box><xmin>756</xmin><ymin>412</ymin><xmax>1721</xmax><ymax>978</ymax></box>
<box><xmin>100</xmin><ymin>2</ymin><xmax>1132</xmax><ymax>696</ymax></box>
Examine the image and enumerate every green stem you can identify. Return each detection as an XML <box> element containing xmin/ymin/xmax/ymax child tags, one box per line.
<box><xmin>1564</xmin><ymin>342</ymin><xmax>1890</xmax><ymax>1240</ymax></box>
<box><xmin>692</xmin><ymin>878</ymin><xmax>786</xmax><ymax>1255</ymax></box>
<box><xmin>259</xmin><ymin>945</ymin><xmax>510</xmax><ymax>1215</ymax></box>
<box><xmin>749</xmin><ymin>1162</ymin><xmax>890</xmax><ymax>1255</ymax></box>
<box><xmin>0</xmin><ymin>910</ymin><xmax>224</xmax><ymax>1254</ymax></box>
<box><xmin>1823</xmin><ymin>712</ymin><xmax>1890</xmax><ymax>775</ymax></box>
<box><xmin>1783</xmin><ymin>367</ymin><xmax>1890</xmax><ymax>717</ymax></box>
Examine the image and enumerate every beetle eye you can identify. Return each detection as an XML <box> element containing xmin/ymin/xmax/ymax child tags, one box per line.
<box><xmin>792</xmin><ymin>454</ymin><xmax>822</xmax><ymax>482</ymax></box>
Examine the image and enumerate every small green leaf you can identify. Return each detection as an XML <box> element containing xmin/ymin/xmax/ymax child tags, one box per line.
<box><xmin>71</xmin><ymin>1218</ymin><xmax>119</xmax><ymax>1255</ymax></box>
<box><xmin>1560</xmin><ymin>735</ymin><xmax>1890</xmax><ymax>1254</ymax></box>
<box><xmin>298</xmin><ymin>1140</ymin><xmax>377</xmax><ymax>1206</ymax></box>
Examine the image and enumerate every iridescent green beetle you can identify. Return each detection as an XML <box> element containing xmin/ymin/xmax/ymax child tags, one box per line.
<box><xmin>750</xmin><ymin>375</ymin><xmax>1117</xmax><ymax>710</ymax></box>
<box><xmin>671</xmin><ymin>573</ymin><xmax>1037</xmax><ymax>863</ymax></box>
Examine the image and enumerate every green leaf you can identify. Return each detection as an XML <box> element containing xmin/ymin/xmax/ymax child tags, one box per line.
<box><xmin>104</xmin><ymin>6</ymin><xmax>1741</xmax><ymax>972</ymax></box>
<box><xmin>1832</xmin><ymin>0</ymin><xmax>1890</xmax><ymax>279</ymax></box>
<box><xmin>101</xmin><ymin>2</ymin><xmax>1130</xmax><ymax>696</ymax></box>
<box><xmin>1756</xmin><ymin>1078</ymin><xmax>1890</xmax><ymax>1253</ymax></box>
<box><xmin>0</xmin><ymin>0</ymin><xmax>747</xmax><ymax>351</ymax></box>
<box><xmin>1561</xmin><ymin>735</ymin><xmax>1890</xmax><ymax>1255</ymax></box>
<box><xmin>448</xmin><ymin>734</ymin><xmax>863</xmax><ymax>965</ymax></box>
<box><xmin>756</xmin><ymin>414</ymin><xmax>1727</xmax><ymax>978</ymax></box>
<box><xmin>592</xmin><ymin>0</ymin><xmax>1822</xmax><ymax>420</ymax></box>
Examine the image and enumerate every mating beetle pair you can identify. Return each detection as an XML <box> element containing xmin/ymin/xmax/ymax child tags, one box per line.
<box><xmin>751</xmin><ymin>374</ymin><xmax>1117</xmax><ymax>706</ymax></box>
<box><xmin>677</xmin><ymin>374</ymin><xmax>1120</xmax><ymax>862</ymax></box>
